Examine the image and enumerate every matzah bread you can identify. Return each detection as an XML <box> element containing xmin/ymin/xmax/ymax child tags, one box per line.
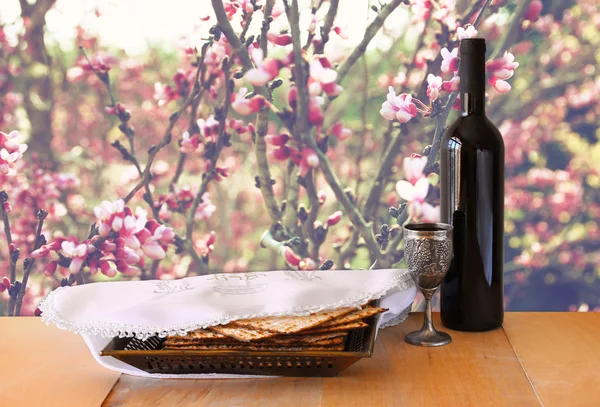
<box><xmin>302</xmin><ymin>320</ymin><xmax>368</xmax><ymax>334</ymax></box>
<box><xmin>163</xmin><ymin>344</ymin><xmax>345</xmax><ymax>351</ymax></box>
<box><xmin>209</xmin><ymin>324</ymin><xmax>280</xmax><ymax>342</ymax></box>
<box><xmin>316</xmin><ymin>306</ymin><xmax>387</xmax><ymax>328</ymax></box>
<box><xmin>231</xmin><ymin>307</ymin><xmax>356</xmax><ymax>334</ymax></box>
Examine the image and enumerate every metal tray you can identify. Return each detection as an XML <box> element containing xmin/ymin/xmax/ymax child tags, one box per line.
<box><xmin>100</xmin><ymin>313</ymin><xmax>381</xmax><ymax>377</ymax></box>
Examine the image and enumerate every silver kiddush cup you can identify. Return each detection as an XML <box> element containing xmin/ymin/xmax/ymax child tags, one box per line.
<box><xmin>403</xmin><ymin>223</ymin><xmax>453</xmax><ymax>347</ymax></box>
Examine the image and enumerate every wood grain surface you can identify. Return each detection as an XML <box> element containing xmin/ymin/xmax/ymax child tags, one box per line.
<box><xmin>103</xmin><ymin>313</ymin><xmax>540</xmax><ymax>407</ymax></box>
<box><xmin>503</xmin><ymin>312</ymin><xmax>600</xmax><ymax>407</ymax></box>
<box><xmin>4</xmin><ymin>313</ymin><xmax>600</xmax><ymax>407</ymax></box>
<box><xmin>0</xmin><ymin>318</ymin><xmax>120</xmax><ymax>407</ymax></box>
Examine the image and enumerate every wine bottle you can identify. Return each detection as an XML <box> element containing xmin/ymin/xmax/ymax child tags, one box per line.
<box><xmin>440</xmin><ymin>38</ymin><xmax>504</xmax><ymax>331</ymax></box>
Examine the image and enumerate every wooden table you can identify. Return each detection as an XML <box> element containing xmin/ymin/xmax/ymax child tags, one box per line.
<box><xmin>1</xmin><ymin>313</ymin><xmax>599</xmax><ymax>407</ymax></box>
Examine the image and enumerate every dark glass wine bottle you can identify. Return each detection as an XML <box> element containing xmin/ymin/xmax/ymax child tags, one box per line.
<box><xmin>440</xmin><ymin>38</ymin><xmax>504</xmax><ymax>331</ymax></box>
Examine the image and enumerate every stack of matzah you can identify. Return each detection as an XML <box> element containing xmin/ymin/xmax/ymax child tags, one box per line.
<box><xmin>162</xmin><ymin>305</ymin><xmax>387</xmax><ymax>351</ymax></box>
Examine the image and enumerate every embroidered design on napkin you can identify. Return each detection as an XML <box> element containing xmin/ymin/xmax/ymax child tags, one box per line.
<box><xmin>154</xmin><ymin>279</ymin><xmax>193</xmax><ymax>293</ymax></box>
<box><xmin>210</xmin><ymin>272</ymin><xmax>269</xmax><ymax>295</ymax></box>
<box><xmin>284</xmin><ymin>270</ymin><xmax>322</xmax><ymax>281</ymax></box>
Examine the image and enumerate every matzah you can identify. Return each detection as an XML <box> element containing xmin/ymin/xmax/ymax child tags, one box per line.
<box><xmin>316</xmin><ymin>306</ymin><xmax>387</xmax><ymax>328</ymax></box>
<box><xmin>302</xmin><ymin>320</ymin><xmax>368</xmax><ymax>334</ymax></box>
<box><xmin>209</xmin><ymin>324</ymin><xmax>280</xmax><ymax>342</ymax></box>
<box><xmin>231</xmin><ymin>307</ymin><xmax>356</xmax><ymax>334</ymax></box>
<box><xmin>163</xmin><ymin>344</ymin><xmax>345</xmax><ymax>351</ymax></box>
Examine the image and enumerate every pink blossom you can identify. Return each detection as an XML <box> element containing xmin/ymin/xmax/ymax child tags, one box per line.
<box><xmin>380</xmin><ymin>87</ymin><xmax>417</xmax><ymax>123</ymax></box>
<box><xmin>309</xmin><ymin>57</ymin><xmax>337</xmax><ymax>85</ymax></box>
<box><xmin>524</xmin><ymin>0</ymin><xmax>542</xmax><ymax>22</ymax></box>
<box><xmin>317</xmin><ymin>190</ymin><xmax>326</xmax><ymax>205</ymax></box>
<box><xmin>457</xmin><ymin>25</ymin><xmax>478</xmax><ymax>40</ymax></box>
<box><xmin>326</xmin><ymin>211</ymin><xmax>343</xmax><ymax>227</ymax></box>
<box><xmin>267</xmin><ymin>33</ymin><xmax>292</xmax><ymax>46</ymax></box>
<box><xmin>283</xmin><ymin>247</ymin><xmax>302</xmax><ymax>266</ymax></box>
<box><xmin>442</xmin><ymin>75</ymin><xmax>460</xmax><ymax>92</ymax></box>
<box><xmin>403</xmin><ymin>154</ymin><xmax>428</xmax><ymax>184</ymax></box>
<box><xmin>486</xmin><ymin>51</ymin><xmax>519</xmax><ymax>80</ymax></box>
<box><xmin>154</xmin><ymin>82</ymin><xmax>177</xmax><ymax>106</ymax></box>
<box><xmin>61</xmin><ymin>239</ymin><xmax>94</xmax><ymax>274</ymax></box>
<box><xmin>426</xmin><ymin>74</ymin><xmax>443</xmax><ymax>102</ymax></box>
<box><xmin>421</xmin><ymin>203</ymin><xmax>440</xmax><ymax>223</ymax></box>
<box><xmin>308</xmin><ymin>96</ymin><xmax>325</xmax><ymax>126</ymax></box>
<box><xmin>137</xmin><ymin>221</ymin><xmax>175</xmax><ymax>260</ymax></box>
<box><xmin>244</xmin><ymin>48</ymin><xmax>281</xmax><ymax>86</ymax></box>
<box><xmin>329</xmin><ymin>123</ymin><xmax>352</xmax><ymax>141</ymax></box>
<box><xmin>180</xmin><ymin>131</ymin><xmax>201</xmax><ymax>154</ymax></box>
<box><xmin>299</xmin><ymin>258</ymin><xmax>317</xmax><ymax>271</ymax></box>
<box><xmin>488</xmin><ymin>76</ymin><xmax>511</xmax><ymax>93</ymax></box>
<box><xmin>269</xmin><ymin>146</ymin><xmax>291</xmax><ymax>161</ymax></box>
<box><xmin>265</xmin><ymin>133</ymin><xmax>290</xmax><ymax>146</ymax></box>
<box><xmin>0</xmin><ymin>130</ymin><xmax>28</xmax><ymax>174</ymax></box>
<box><xmin>396</xmin><ymin>177</ymin><xmax>430</xmax><ymax>221</ymax></box>
<box><xmin>290</xmin><ymin>147</ymin><xmax>319</xmax><ymax>177</ymax></box>
<box><xmin>94</xmin><ymin>199</ymin><xmax>126</xmax><ymax>236</ymax></box>
<box><xmin>195</xmin><ymin>192</ymin><xmax>217</xmax><ymax>220</ymax></box>
<box><xmin>271</xmin><ymin>1</ymin><xmax>285</xmax><ymax>18</ymax></box>
<box><xmin>231</xmin><ymin>87</ymin><xmax>265</xmax><ymax>115</ymax></box>
<box><xmin>440</xmin><ymin>47</ymin><xmax>459</xmax><ymax>74</ymax></box>
<box><xmin>333</xmin><ymin>27</ymin><xmax>348</xmax><ymax>40</ymax></box>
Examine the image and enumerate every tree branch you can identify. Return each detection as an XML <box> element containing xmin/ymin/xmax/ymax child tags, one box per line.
<box><xmin>15</xmin><ymin>209</ymin><xmax>48</xmax><ymax>316</ymax></box>
<box><xmin>313</xmin><ymin>0</ymin><xmax>339</xmax><ymax>54</ymax></box>
<box><xmin>211</xmin><ymin>0</ymin><xmax>253</xmax><ymax>70</ymax></box>
<box><xmin>309</xmin><ymin>140</ymin><xmax>381</xmax><ymax>257</ymax></box>
<box><xmin>335</xmin><ymin>0</ymin><xmax>403</xmax><ymax>84</ymax></box>
<box><xmin>286</xmin><ymin>0</ymin><xmax>310</xmax><ymax>140</ymax></box>
<box><xmin>184</xmin><ymin>59</ymin><xmax>234</xmax><ymax>274</ymax></box>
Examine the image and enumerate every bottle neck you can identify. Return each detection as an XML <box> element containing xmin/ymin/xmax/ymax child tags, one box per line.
<box><xmin>459</xmin><ymin>48</ymin><xmax>486</xmax><ymax>117</ymax></box>
<box><xmin>460</xmin><ymin>92</ymin><xmax>485</xmax><ymax>116</ymax></box>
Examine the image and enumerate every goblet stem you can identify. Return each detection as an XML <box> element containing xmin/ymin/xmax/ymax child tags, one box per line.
<box><xmin>421</xmin><ymin>288</ymin><xmax>436</xmax><ymax>334</ymax></box>
<box><xmin>405</xmin><ymin>287</ymin><xmax>452</xmax><ymax>347</ymax></box>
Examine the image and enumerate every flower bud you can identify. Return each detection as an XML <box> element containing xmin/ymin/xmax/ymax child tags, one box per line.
<box><xmin>326</xmin><ymin>211</ymin><xmax>343</xmax><ymax>227</ymax></box>
<box><xmin>283</xmin><ymin>247</ymin><xmax>302</xmax><ymax>266</ymax></box>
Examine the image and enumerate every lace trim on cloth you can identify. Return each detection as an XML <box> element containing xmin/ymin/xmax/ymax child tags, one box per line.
<box><xmin>379</xmin><ymin>307</ymin><xmax>411</xmax><ymax>329</ymax></box>
<box><xmin>39</xmin><ymin>270</ymin><xmax>414</xmax><ymax>340</ymax></box>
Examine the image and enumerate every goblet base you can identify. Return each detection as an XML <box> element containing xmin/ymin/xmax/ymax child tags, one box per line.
<box><xmin>405</xmin><ymin>329</ymin><xmax>452</xmax><ymax>347</ymax></box>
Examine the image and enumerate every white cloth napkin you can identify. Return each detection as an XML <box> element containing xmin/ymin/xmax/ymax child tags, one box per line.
<box><xmin>40</xmin><ymin>269</ymin><xmax>416</xmax><ymax>379</ymax></box>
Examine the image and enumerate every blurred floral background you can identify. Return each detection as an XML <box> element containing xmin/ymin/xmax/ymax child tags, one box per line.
<box><xmin>0</xmin><ymin>0</ymin><xmax>598</xmax><ymax>316</ymax></box>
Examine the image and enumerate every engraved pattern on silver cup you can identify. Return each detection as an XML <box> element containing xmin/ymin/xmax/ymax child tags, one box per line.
<box><xmin>404</xmin><ymin>235</ymin><xmax>452</xmax><ymax>290</ymax></box>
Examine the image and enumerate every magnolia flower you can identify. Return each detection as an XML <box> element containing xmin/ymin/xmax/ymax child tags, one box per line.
<box><xmin>244</xmin><ymin>49</ymin><xmax>281</xmax><ymax>86</ymax></box>
<box><xmin>426</xmin><ymin>74</ymin><xmax>443</xmax><ymax>102</ymax></box>
<box><xmin>440</xmin><ymin>47</ymin><xmax>459</xmax><ymax>74</ymax></box>
<box><xmin>457</xmin><ymin>25</ymin><xmax>477</xmax><ymax>40</ymax></box>
<box><xmin>231</xmin><ymin>87</ymin><xmax>265</xmax><ymax>115</ymax></box>
<box><xmin>380</xmin><ymin>87</ymin><xmax>417</xmax><ymax>123</ymax></box>
<box><xmin>403</xmin><ymin>154</ymin><xmax>428</xmax><ymax>184</ymax></box>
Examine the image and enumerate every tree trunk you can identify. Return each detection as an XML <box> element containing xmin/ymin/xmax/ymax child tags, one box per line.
<box><xmin>20</xmin><ymin>0</ymin><xmax>57</xmax><ymax>165</ymax></box>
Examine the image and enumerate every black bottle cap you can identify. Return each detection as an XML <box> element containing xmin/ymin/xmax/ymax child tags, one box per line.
<box><xmin>459</xmin><ymin>38</ymin><xmax>486</xmax><ymax>55</ymax></box>
<box><xmin>459</xmin><ymin>38</ymin><xmax>486</xmax><ymax>95</ymax></box>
